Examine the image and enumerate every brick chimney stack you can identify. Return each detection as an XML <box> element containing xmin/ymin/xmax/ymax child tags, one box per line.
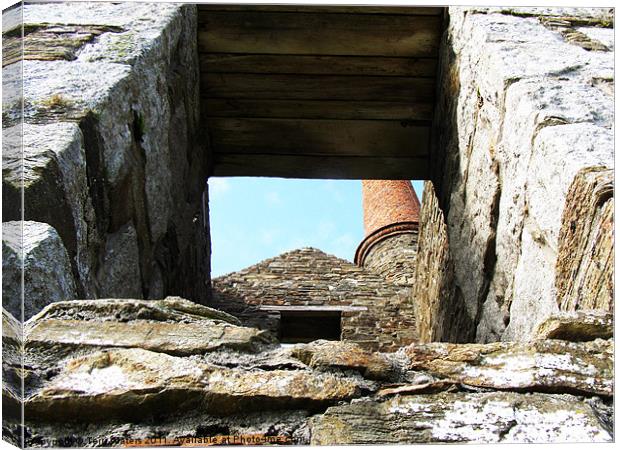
<box><xmin>355</xmin><ymin>180</ymin><xmax>420</xmax><ymax>286</ymax></box>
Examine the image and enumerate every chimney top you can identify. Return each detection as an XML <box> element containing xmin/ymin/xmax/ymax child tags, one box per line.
<box><xmin>355</xmin><ymin>180</ymin><xmax>420</xmax><ymax>266</ymax></box>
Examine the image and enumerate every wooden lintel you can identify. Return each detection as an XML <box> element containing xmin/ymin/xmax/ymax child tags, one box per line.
<box><xmin>200</xmin><ymin>54</ymin><xmax>437</xmax><ymax>77</ymax></box>
<box><xmin>203</xmin><ymin>73</ymin><xmax>436</xmax><ymax>102</ymax></box>
<box><xmin>209</xmin><ymin>118</ymin><xmax>430</xmax><ymax>158</ymax></box>
<box><xmin>198</xmin><ymin>11</ymin><xmax>442</xmax><ymax>57</ymax></box>
<box><xmin>198</xmin><ymin>5</ymin><xmax>444</xmax><ymax>15</ymax></box>
<box><xmin>211</xmin><ymin>154</ymin><xmax>430</xmax><ymax>180</ymax></box>
<box><xmin>258</xmin><ymin>305</ymin><xmax>368</xmax><ymax>312</ymax></box>
<box><xmin>203</xmin><ymin>98</ymin><xmax>434</xmax><ymax>121</ymax></box>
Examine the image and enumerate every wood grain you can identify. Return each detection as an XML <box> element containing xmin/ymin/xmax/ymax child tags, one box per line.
<box><xmin>209</xmin><ymin>118</ymin><xmax>430</xmax><ymax>157</ymax></box>
<box><xmin>198</xmin><ymin>5</ymin><xmax>443</xmax><ymax>15</ymax></box>
<box><xmin>211</xmin><ymin>154</ymin><xmax>430</xmax><ymax>179</ymax></box>
<box><xmin>203</xmin><ymin>73</ymin><xmax>436</xmax><ymax>102</ymax></box>
<box><xmin>200</xmin><ymin>53</ymin><xmax>437</xmax><ymax>77</ymax></box>
<box><xmin>203</xmin><ymin>98</ymin><xmax>434</xmax><ymax>121</ymax></box>
<box><xmin>198</xmin><ymin>12</ymin><xmax>442</xmax><ymax>57</ymax></box>
<box><xmin>198</xmin><ymin>7</ymin><xmax>441</xmax><ymax>180</ymax></box>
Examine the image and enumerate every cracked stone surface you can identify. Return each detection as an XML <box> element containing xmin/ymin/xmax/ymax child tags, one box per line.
<box><xmin>534</xmin><ymin>310</ymin><xmax>613</xmax><ymax>341</ymax></box>
<box><xmin>3</xmin><ymin>296</ymin><xmax>612</xmax><ymax>446</ymax></box>
<box><xmin>25</xmin><ymin>297</ymin><xmax>267</xmax><ymax>357</ymax></box>
<box><xmin>310</xmin><ymin>391</ymin><xmax>612</xmax><ymax>444</ymax></box>
<box><xmin>427</xmin><ymin>6</ymin><xmax>614</xmax><ymax>343</ymax></box>
<box><xmin>2</xmin><ymin>1</ymin><xmax>209</xmax><ymax>309</ymax></box>
<box><xmin>2</xmin><ymin>221</ymin><xmax>77</xmax><ymax>320</ymax></box>
<box><xmin>1</xmin><ymin>4</ymin><xmax>615</xmax><ymax>447</ymax></box>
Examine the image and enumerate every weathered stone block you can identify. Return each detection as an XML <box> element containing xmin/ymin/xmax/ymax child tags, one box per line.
<box><xmin>404</xmin><ymin>339</ymin><xmax>613</xmax><ymax>397</ymax></box>
<box><xmin>2</xmin><ymin>221</ymin><xmax>77</xmax><ymax>320</ymax></box>
<box><xmin>3</xmin><ymin>2</ymin><xmax>210</xmax><ymax>304</ymax></box>
<box><xmin>289</xmin><ymin>340</ymin><xmax>393</xmax><ymax>380</ymax></box>
<box><xmin>2</xmin><ymin>123</ymin><xmax>94</xmax><ymax>297</ymax></box>
<box><xmin>533</xmin><ymin>310</ymin><xmax>613</xmax><ymax>341</ymax></box>
<box><xmin>25</xmin><ymin>347</ymin><xmax>364</xmax><ymax>421</ymax></box>
<box><xmin>310</xmin><ymin>391</ymin><xmax>612</xmax><ymax>444</ymax></box>
<box><xmin>555</xmin><ymin>167</ymin><xmax>613</xmax><ymax>312</ymax></box>
<box><xmin>411</xmin><ymin>181</ymin><xmax>474</xmax><ymax>343</ymax></box>
<box><xmin>431</xmin><ymin>7</ymin><xmax>614</xmax><ymax>342</ymax></box>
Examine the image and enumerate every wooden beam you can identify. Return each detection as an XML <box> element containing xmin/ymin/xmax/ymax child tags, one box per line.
<box><xmin>203</xmin><ymin>73</ymin><xmax>435</xmax><ymax>102</ymax></box>
<box><xmin>203</xmin><ymin>98</ymin><xmax>434</xmax><ymax>121</ymax></box>
<box><xmin>209</xmin><ymin>118</ymin><xmax>430</xmax><ymax>157</ymax></box>
<box><xmin>211</xmin><ymin>154</ymin><xmax>430</xmax><ymax>180</ymax></box>
<box><xmin>200</xmin><ymin>54</ymin><xmax>437</xmax><ymax>77</ymax></box>
<box><xmin>198</xmin><ymin>5</ymin><xmax>444</xmax><ymax>15</ymax></box>
<box><xmin>198</xmin><ymin>12</ymin><xmax>442</xmax><ymax>57</ymax></box>
<box><xmin>259</xmin><ymin>306</ymin><xmax>368</xmax><ymax>312</ymax></box>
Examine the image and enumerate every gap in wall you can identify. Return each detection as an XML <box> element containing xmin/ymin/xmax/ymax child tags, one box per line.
<box><xmin>208</xmin><ymin>177</ymin><xmax>425</xmax><ymax>278</ymax></box>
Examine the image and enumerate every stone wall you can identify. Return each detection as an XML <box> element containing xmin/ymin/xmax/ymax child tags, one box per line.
<box><xmin>428</xmin><ymin>6</ymin><xmax>614</xmax><ymax>342</ymax></box>
<box><xmin>3</xmin><ymin>297</ymin><xmax>613</xmax><ymax>447</ymax></box>
<box><xmin>212</xmin><ymin>248</ymin><xmax>417</xmax><ymax>352</ymax></box>
<box><xmin>411</xmin><ymin>181</ymin><xmax>474</xmax><ymax>343</ymax></box>
<box><xmin>555</xmin><ymin>167</ymin><xmax>613</xmax><ymax>312</ymax></box>
<box><xmin>361</xmin><ymin>232</ymin><xmax>418</xmax><ymax>287</ymax></box>
<box><xmin>2</xmin><ymin>2</ymin><xmax>210</xmax><ymax>319</ymax></box>
<box><xmin>2</xmin><ymin>221</ymin><xmax>77</xmax><ymax>320</ymax></box>
<box><xmin>1</xmin><ymin>4</ymin><xmax>615</xmax><ymax>447</ymax></box>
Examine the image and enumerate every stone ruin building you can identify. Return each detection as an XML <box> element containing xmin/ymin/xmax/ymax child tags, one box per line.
<box><xmin>1</xmin><ymin>2</ymin><xmax>615</xmax><ymax>447</ymax></box>
<box><xmin>212</xmin><ymin>180</ymin><xmax>421</xmax><ymax>352</ymax></box>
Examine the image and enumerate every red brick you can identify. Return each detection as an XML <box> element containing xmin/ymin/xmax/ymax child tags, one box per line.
<box><xmin>362</xmin><ymin>180</ymin><xmax>420</xmax><ymax>236</ymax></box>
<box><xmin>355</xmin><ymin>180</ymin><xmax>420</xmax><ymax>266</ymax></box>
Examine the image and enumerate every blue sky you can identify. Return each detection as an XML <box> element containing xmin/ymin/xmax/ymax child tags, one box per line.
<box><xmin>209</xmin><ymin>178</ymin><xmax>424</xmax><ymax>277</ymax></box>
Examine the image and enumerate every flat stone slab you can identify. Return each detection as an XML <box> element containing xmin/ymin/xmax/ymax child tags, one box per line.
<box><xmin>289</xmin><ymin>340</ymin><xmax>394</xmax><ymax>380</ymax></box>
<box><xmin>404</xmin><ymin>339</ymin><xmax>613</xmax><ymax>397</ymax></box>
<box><xmin>27</xmin><ymin>296</ymin><xmax>241</xmax><ymax>326</ymax></box>
<box><xmin>25</xmin><ymin>348</ymin><xmax>363</xmax><ymax>421</ymax></box>
<box><xmin>534</xmin><ymin>310</ymin><xmax>613</xmax><ymax>341</ymax></box>
<box><xmin>25</xmin><ymin>297</ymin><xmax>271</xmax><ymax>356</ymax></box>
<box><xmin>26</xmin><ymin>318</ymin><xmax>272</xmax><ymax>357</ymax></box>
<box><xmin>310</xmin><ymin>391</ymin><xmax>612</xmax><ymax>444</ymax></box>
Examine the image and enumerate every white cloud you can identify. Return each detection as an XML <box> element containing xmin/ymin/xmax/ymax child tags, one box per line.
<box><xmin>208</xmin><ymin>178</ymin><xmax>231</xmax><ymax>198</ymax></box>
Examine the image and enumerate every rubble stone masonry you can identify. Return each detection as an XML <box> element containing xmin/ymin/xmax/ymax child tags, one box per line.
<box><xmin>212</xmin><ymin>248</ymin><xmax>417</xmax><ymax>352</ymax></box>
